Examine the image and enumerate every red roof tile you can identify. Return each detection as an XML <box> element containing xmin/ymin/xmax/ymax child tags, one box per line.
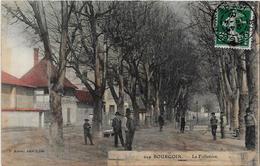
<box><xmin>20</xmin><ymin>59</ymin><xmax>77</xmax><ymax>89</ymax></box>
<box><xmin>75</xmin><ymin>90</ymin><xmax>93</xmax><ymax>105</ymax></box>
<box><xmin>1</xmin><ymin>71</ymin><xmax>35</xmax><ymax>88</ymax></box>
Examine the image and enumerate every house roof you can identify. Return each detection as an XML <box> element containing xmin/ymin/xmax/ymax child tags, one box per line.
<box><xmin>1</xmin><ymin>71</ymin><xmax>35</xmax><ymax>88</ymax></box>
<box><xmin>75</xmin><ymin>90</ymin><xmax>93</xmax><ymax>105</ymax></box>
<box><xmin>20</xmin><ymin>59</ymin><xmax>77</xmax><ymax>89</ymax></box>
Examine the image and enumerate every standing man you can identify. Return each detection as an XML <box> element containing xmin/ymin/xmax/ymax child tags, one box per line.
<box><xmin>180</xmin><ymin>115</ymin><xmax>185</xmax><ymax>133</ymax></box>
<box><xmin>244</xmin><ymin>108</ymin><xmax>256</xmax><ymax>150</ymax></box>
<box><xmin>125</xmin><ymin>108</ymin><xmax>136</xmax><ymax>151</ymax></box>
<box><xmin>112</xmin><ymin>112</ymin><xmax>124</xmax><ymax>147</ymax></box>
<box><xmin>158</xmin><ymin>113</ymin><xmax>164</xmax><ymax>131</ymax></box>
<box><xmin>210</xmin><ymin>112</ymin><xmax>218</xmax><ymax>140</ymax></box>
<box><xmin>83</xmin><ymin>119</ymin><xmax>94</xmax><ymax>145</ymax></box>
<box><xmin>220</xmin><ymin>111</ymin><xmax>227</xmax><ymax>139</ymax></box>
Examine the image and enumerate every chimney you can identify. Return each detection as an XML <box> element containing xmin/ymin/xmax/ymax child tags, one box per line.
<box><xmin>33</xmin><ymin>48</ymin><xmax>39</xmax><ymax>66</ymax></box>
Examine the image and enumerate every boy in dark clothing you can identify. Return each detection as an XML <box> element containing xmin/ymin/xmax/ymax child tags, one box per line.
<box><xmin>125</xmin><ymin>108</ymin><xmax>136</xmax><ymax>151</ymax></box>
<box><xmin>83</xmin><ymin>119</ymin><xmax>94</xmax><ymax>145</ymax></box>
<box><xmin>112</xmin><ymin>112</ymin><xmax>124</xmax><ymax>147</ymax></box>
<box><xmin>158</xmin><ymin>114</ymin><xmax>164</xmax><ymax>131</ymax></box>
<box><xmin>210</xmin><ymin>112</ymin><xmax>218</xmax><ymax>140</ymax></box>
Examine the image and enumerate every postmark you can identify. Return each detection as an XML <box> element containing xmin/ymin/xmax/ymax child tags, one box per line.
<box><xmin>212</xmin><ymin>2</ymin><xmax>257</xmax><ymax>50</ymax></box>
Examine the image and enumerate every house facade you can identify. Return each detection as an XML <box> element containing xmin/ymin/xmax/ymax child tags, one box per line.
<box><xmin>1</xmin><ymin>71</ymin><xmax>44</xmax><ymax>128</ymax></box>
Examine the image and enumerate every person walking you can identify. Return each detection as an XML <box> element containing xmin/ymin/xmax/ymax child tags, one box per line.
<box><xmin>210</xmin><ymin>112</ymin><xmax>218</xmax><ymax>140</ymax></box>
<box><xmin>112</xmin><ymin>112</ymin><xmax>124</xmax><ymax>147</ymax></box>
<box><xmin>180</xmin><ymin>115</ymin><xmax>185</xmax><ymax>133</ymax></box>
<box><xmin>125</xmin><ymin>108</ymin><xmax>136</xmax><ymax>151</ymax></box>
<box><xmin>220</xmin><ymin>111</ymin><xmax>227</xmax><ymax>139</ymax></box>
<box><xmin>158</xmin><ymin>113</ymin><xmax>164</xmax><ymax>131</ymax></box>
<box><xmin>244</xmin><ymin>108</ymin><xmax>256</xmax><ymax>150</ymax></box>
<box><xmin>83</xmin><ymin>119</ymin><xmax>94</xmax><ymax>145</ymax></box>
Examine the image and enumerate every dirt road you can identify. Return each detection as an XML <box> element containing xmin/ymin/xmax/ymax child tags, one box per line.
<box><xmin>2</xmin><ymin>125</ymin><xmax>245</xmax><ymax>166</ymax></box>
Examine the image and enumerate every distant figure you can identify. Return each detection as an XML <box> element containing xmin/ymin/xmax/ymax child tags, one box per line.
<box><xmin>180</xmin><ymin>116</ymin><xmax>185</xmax><ymax>133</ymax></box>
<box><xmin>112</xmin><ymin>112</ymin><xmax>124</xmax><ymax>147</ymax></box>
<box><xmin>220</xmin><ymin>111</ymin><xmax>227</xmax><ymax>139</ymax></box>
<box><xmin>210</xmin><ymin>112</ymin><xmax>218</xmax><ymax>140</ymax></box>
<box><xmin>158</xmin><ymin>114</ymin><xmax>164</xmax><ymax>131</ymax></box>
<box><xmin>83</xmin><ymin>119</ymin><xmax>94</xmax><ymax>145</ymax></box>
<box><xmin>244</xmin><ymin>108</ymin><xmax>256</xmax><ymax>150</ymax></box>
<box><xmin>125</xmin><ymin>108</ymin><xmax>136</xmax><ymax>151</ymax></box>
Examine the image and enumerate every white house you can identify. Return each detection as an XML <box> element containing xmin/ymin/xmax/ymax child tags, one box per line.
<box><xmin>1</xmin><ymin>71</ymin><xmax>44</xmax><ymax>128</ymax></box>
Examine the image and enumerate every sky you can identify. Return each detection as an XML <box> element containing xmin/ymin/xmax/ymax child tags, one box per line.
<box><xmin>2</xmin><ymin>14</ymin><xmax>35</xmax><ymax>78</ymax></box>
<box><xmin>6</xmin><ymin>23</ymin><xmax>34</xmax><ymax>77</ymax></box>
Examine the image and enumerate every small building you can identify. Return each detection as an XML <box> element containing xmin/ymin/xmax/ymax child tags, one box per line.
<box><xmin>1</xmin><ymin>71</ymin><xmax>44</xmax><ymax>128</ymax></box>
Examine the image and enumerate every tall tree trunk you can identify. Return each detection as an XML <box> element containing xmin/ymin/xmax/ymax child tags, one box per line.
<box><xmin>93</xmin><ymin>96</ymin><xmax>103</xmax><ymax>133</ymax></box>
<box><xmin>93</xmin><ymin>42</ymin><xmax>104</xmax><ymax>133</ymax></box>
<box><xmin>143</xmin><ymin>62</ymin><xmax>152</xmax><ymax>126</ymax></box>
<box><xmin>226</xmin><ymin>100</ymin><xmax>231</xmax><ymax>129</ymax></box>
<box><xmin>117</xmin><ymin>51</ymin><xmax>125</xmax><ymax>115</ymax></box>
<box><xmin>130</xmin><ymin>95</ymin><xmax>140</xmax><ymax>126</ymax></box>
<box><xmin>49</xmin><ymin>91</ymin><xmax>63</xmax><ymax>145</ymax></box>
<box><xmin>238</xmin><ymin>53</ymin><xmax>248</xmax><ymax>139</ymax></box>
<box><xmin>29</xmin><ymin>1</ymin><xmax>69</xmax><ymax>145</ymax></box>
<box><xmin>231</xmin><ymin>90</ymin><xmax>240</xmax><ymax>132</ymax></box>
<box><xmin>154</xmin><ymin>88</ymin><xmax>160</xmax><ymax>126</ymax></box>
<box><xmin>245</xmin><ymin>34</ymin><xmax>259</xmax><ymax>150</ymax></box>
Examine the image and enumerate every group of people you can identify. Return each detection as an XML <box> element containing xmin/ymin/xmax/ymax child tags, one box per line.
<box><xmin>83</xmin><ymin>107</ymin><xmax>256</xmax><ymax>151</ymax></box>
<box><xmin>112</xmin><ymin>108</ymin><xmax>136</xmax><ymax>151</ymax></box>
<box><xmin>210</xmin><ymin>108</ymin><xmax>256</xmax><ymax>150</ymax></box>
<box><xmin>83</xmin><ymin>108</ymin><xmax>136</xmax><ymax>151</ymax></box>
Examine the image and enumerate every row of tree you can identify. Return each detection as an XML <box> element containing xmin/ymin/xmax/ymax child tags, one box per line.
<box><xmin>188</xmin><ymin>2</ymin><xmax>259</xmax><ymax>141</ymax></box>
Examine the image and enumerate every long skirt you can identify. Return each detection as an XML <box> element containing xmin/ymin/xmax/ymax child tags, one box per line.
<box><xmin>245</xmin><ymin>126</ymin><xmax>255</xmax><ymax>150</ymax></box>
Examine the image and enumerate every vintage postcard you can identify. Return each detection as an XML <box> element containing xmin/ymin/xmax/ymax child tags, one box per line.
<box><xmin>1</xmin><ymin>1</ymin><xmax>259</xmax><ymax>166</ymax></box>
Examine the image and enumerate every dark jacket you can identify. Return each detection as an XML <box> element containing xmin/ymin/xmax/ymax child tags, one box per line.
<box><xmin>181</xmin><ymin>117</ymin><xmax>185</xmax><ymax>125</ymax></box>
<box><xmin>158</xmin><ymin>115</ymin><xmax>164</xmax><ymax>126</ymax></box>
<box><xmin>210</xmin><ymin>116</ymin><xmax>218</xmax><ymax>126</ymax></box>
<box><xmin>83</xmin><ymin>122</ymin><xmax>91</xmax><ymax>133</ymax></box>
<box><xmin>244</xmin><ymin>113</ymin><xmax>256</xmax><ymax>127</ymax></box>
<box><xmin>112</xmin><ymin>117</ymin><xmax>122</xmax><ymax>132</ymax></box>
<box><xmin>126</xmin><ymin>118</ymin><xmax>135</xmax><ymax>133</ymax></box>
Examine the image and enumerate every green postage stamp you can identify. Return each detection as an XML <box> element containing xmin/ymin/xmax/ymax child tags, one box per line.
<box><xmin>213</xmin><ymin>2</ymin><xmax>256</xmax><ymax>50</ymax></box>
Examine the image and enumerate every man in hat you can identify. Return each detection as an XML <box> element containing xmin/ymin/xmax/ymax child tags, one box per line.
<box><xmin>158</xmin><ymin>113</ymin><xmax>164</xmax><ymax>132</ymax></box>
<box><xmin>220</xmin><ymin>111</ymin><xmax>227</xmax><ymax>139</ymax></box>
<box><xmin>244</xmin><ymin>108</ymin><xmax>256</xmax><ymax>150</ymax></box>
<box><xmin>83</xmin><ymin>119</ymin><xmax>94</xmax><ymax>145</ymax></box>
<box><xmin>125</xmin><ymin>108</ymin><xmax>136</xmax><ymax>151</ymax></box>
<box><xmin>112</xmin><ymin>112</ymin><xmax>124</xmax><ymax>147</ymax></box>
<box><xmin>210</xmin><ymin>112</ymin><xmax>218</xmax><ymax>140</ymax></box>
<box><xmin>180</xmin><ymin>114</ymin><xmax>186</xmax><ymax>133</ymax></box>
